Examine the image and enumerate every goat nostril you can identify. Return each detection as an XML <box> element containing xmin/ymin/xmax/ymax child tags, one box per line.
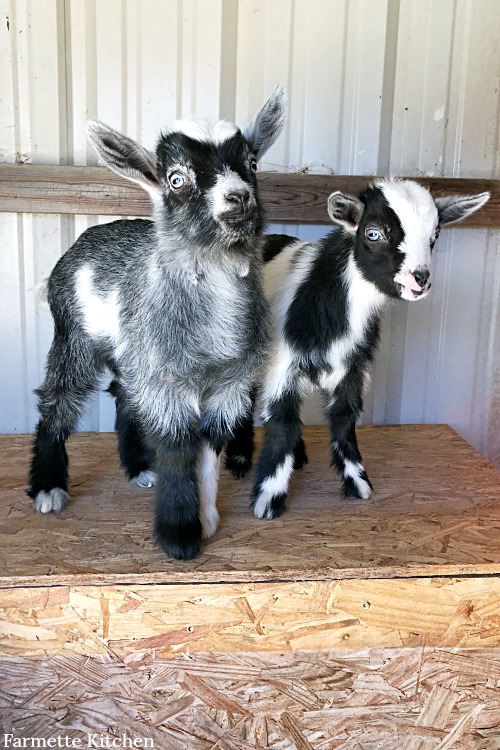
<box><xmin>413</xmin><ymin>269</ymin><xmax>430</xmax><ymax>288</ymax></box>
<box><xmin>226</xmin><ymin>190</ymin><xmax>251</xmax><ymax>209</ymax></box>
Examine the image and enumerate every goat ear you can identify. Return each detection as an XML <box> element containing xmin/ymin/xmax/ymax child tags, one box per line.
<box><xmin>243</xmin><ymin>85</ymin><xmax>287</xmax><ymax>160</ymax></box>
<box><xmin>327</xmin><ymin>191</ymin><xmax>364</xmax><ymax>232</ymax></box>
<box><xmin>434</xmin><ymin>191</ymin><xmax>490</xmax><ymax>225</ymax></box>
<box><xmin>87</xmin><ymin>121</ymin><xmax>161</xmax><ymax>200</ymax></box>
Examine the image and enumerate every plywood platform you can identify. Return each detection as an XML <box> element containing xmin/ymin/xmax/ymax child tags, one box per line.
<box><xmin>1</xmin><ymin>426</ymin><xmax>499</xmax><ymax>748</ymax></box>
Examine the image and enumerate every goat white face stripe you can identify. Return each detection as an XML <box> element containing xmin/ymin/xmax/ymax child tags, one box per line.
<box><xmin>375</xmin><ymin>178</ymin><xmax>438</xmax><ymax>279</ymax></box>
<box><xmin>171</xmin><ymin>119</ymin><xmax>239</xmax><ymax>145</ymax></box>
<box><xmin>208</xmin><ymin>168</ymin><xmax>255</xmax><ymax>220</ymax></box>
<box><xmin>253</xmin><ymin>453</ymin><xmax>294</xmax><ymax>519</ymax></box>
<box><xmin>75</xmin><ymin>266</ymin><xmax>120</xmax><ymax>341</ymax></box>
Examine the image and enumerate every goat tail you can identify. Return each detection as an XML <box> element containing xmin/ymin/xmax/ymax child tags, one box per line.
<box><xmin>33</xmin><ymin>278</ymin><xmax>50</xmax><ymax>310</ymax></box>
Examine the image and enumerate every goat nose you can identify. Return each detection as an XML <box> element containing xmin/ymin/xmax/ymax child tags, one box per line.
<box><xmin>225</xmin><ymin>189</ymin><xmax>251</xmax><ymax>210</ymax></box>
<box><xmin>413</xmin><ymin>268</ymin><xmax>430</xmax><ymax>288</ymax></box>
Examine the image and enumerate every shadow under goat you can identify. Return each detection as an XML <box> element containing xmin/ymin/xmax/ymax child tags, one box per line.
<box><xmin>225</xmin><ymin>178</ymin><xmax>489</xmax><ymax>519</ymax></box>
<box><xmin>27</xmin><ymin>87</ymin><xmax>287</xmax><ymax>560</ymax></box>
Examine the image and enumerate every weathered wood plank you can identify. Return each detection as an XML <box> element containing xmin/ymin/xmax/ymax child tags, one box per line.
<box><xmin>1</xmin><ymin>426</ymin><xmax>499</xmax><ymax>588</ymax></box>
<box><xmin>0</xmin><ymin>164</ymin><xmax>498</xmax><ymax>226</ymax></box>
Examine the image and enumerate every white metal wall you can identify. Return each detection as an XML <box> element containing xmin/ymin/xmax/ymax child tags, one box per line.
<box><xmin>1</xmin><ymin>0</ymin><xmax>499</xmax><ymax>466</ymax></box>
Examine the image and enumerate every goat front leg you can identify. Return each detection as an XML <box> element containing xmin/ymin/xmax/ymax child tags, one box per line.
<box><xmin>153</xmin><ymin>433</ymin><xmax>202</xmax><ymax>560</ymax></box>
<box><xmin>252</xmin><ymin>389</ymin><xmax>302</xmax><ymax>519</ymax></box>
<box><xmin>109</xmin><ymin>379</ymin><xmax>155</xmax><ymax>487</ymax></box>
<box><xmin>323</xmin><ymin>375</ymin><xmax>373</xmax><ymax>500</ymax></box>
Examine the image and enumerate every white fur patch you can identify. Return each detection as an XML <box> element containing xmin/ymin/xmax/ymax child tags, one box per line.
<box><xmin>172</xmin><ymin>119</ymin><xmax>239</xmax><ymax>146</ymax></box>
<box><xmin>34</xmin><ymin>488</ymin><xmax>69</xmax><ymax>513</ymax></box>
<box><xmin>253</xmin><ymin>454</ymin><xmax>294</xmax><ymax>519</ymax></box>
<box><xmin>261</xmin><ymin>241</ymin><xmax>318</xmax><ymax>416</ymax></box>
<box><xmin>131</xmin><ymin>470</ymin><xmax>156</xmax><ymax>488</ymax></box>
<box><xmin>320</xmin><ymin>255</ymin><xmax>385</xmax><ymax>395</ymax></box>
<box><xmin>261</xmin><ymin>339</ymin><xmax>296</xmax><ymax>421</ymax></box>
<box><xmin>75</xmin><ymin>266</ymin><xmax>121</xmax><ymax>341</ymax></box>
<box><xmin>208</xmin><ymin>168</ymin><xmax>255</xmax><ymax>220</ymax></box>
<box><xmin>198</xmin><ymin>443</ymin><xmax>221</xmax><ymax>539</ymax></box>
<box><xmin>343</xmin><ymin>460</ymin><xmax>372</xmax><ymax>499</ymax></box>
<box><xmin>375</xmin><ymin>178</ymin><xmax>437</xmax><ymax>290</ymax></box>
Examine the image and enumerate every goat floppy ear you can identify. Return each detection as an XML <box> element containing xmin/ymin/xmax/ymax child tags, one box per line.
<box><xmin>327</xmin><ymin>191</ymin><xmax>364</xmax><ymax>233</ymax></box>
<box><xmin>87</xmin><ymin>121</ymin><xmax>161</xmax><ymax>201</ymax></box>
<box><xmin>243</xmin><ymin>85</ymin><xmax>287</xmax><ymax>161</ymax></box>
<box><xmin>434</xmin><ymin>191</ymin><xmax>490</xmax><ymax>225</ymax></box>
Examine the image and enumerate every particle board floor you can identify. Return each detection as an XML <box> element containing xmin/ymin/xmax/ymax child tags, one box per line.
<box><xmin>1</xmin><ymin>425</ymin><xmax>500</xmax><ymax>749</ymax></box>
<box><xmin>1</xmin><ymin>425</ymin><xmax>499</xmax><ymax>587</ymax></box>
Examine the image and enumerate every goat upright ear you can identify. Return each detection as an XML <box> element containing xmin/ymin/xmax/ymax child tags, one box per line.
<box><xmin>327</xmin><ymin>191</ymin><xmax>364</xmax><ymax>233</ymax></box>
<box><xmin>243</xmin><ymin>86</ymin><xmax>287</xmax><ymax>161</ymax></box>
<box><xmin>87</xmin><ymin>121</ymin><xmax>162</xmax><ymax>201</ymax></box>
<box><xmin>434</xmin><ymin>191</ymin><xmax>490</xmax><ymax>225</ymax></box>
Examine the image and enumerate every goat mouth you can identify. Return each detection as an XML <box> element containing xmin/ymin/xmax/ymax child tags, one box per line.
<box><xmin>217</xmin><ymin>212</ymin><xmax>258</xmax><ymax>236</ymax></box>
<box><xmin>396</xmin><ymin>282</ymin><xmax>431</xmax><ymax>300</ymax></box>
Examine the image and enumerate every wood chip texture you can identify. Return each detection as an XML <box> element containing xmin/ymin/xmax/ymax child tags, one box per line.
<box><xmin>1</xmin><ymin>426</ymin><xmax>499</xmax><ymax>748</ymax></box>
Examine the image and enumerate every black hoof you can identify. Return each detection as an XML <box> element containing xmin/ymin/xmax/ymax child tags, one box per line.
<box><xmin>154</xmin><ymin>518</ymin><xmax>202</xmax><ymax>560</ymax></box>
<box><xmin>225</xmin><ymin>453</ymin><xmax>252</xmax><ymax>480</ymax></box>
<box><xmin>293</xmin><ymin>438</ymin><xmax>309</xmax><ymax>470</ymax></box>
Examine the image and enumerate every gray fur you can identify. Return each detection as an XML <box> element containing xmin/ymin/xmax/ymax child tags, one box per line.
<box><xmin>28</xmin><ymin>88</ymin><xmax>287</xmax><ymax>560</ymax></box>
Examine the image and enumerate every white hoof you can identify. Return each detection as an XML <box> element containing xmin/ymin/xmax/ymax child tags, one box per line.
<box><xmin>34</xmin><ymin>488</ymin><xmax>69</xmax><ymax>513</ymax></box>
<box><xmin>131</xmin><ymin>470</ymin><xmax>156</xmax><ymax>488</ymax></box>
<box><xmin>200</xmin><ymin>508</ymin><xmax>220</xmax><ymax>539</ymax></box>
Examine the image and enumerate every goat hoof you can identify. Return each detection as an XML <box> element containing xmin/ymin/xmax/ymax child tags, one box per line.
<box><xmin>33</xmin><ymin>488</ymin><xmax>69</xmax><ymax>513</ymax></box>
<box><xmin>225</xmin><ymin>453</ymin><xmax>252</xmax><ymax>479</ymax></box>
<box><xmin>154</xmin><ymin>518</ymin><xmax>202</xmax><ymax>560</ymax></box>
<box><xmin>342</xmin><ymin>475</ymin><xmax>373</xmax><ymax>500</ymax></box>
<box><xmin>252</xmin><ymin>492</ymin><xmax>287</xmax><ymax>520</ymax></box>
<box><xmin>130</xmin><ymin>469</ymin><xmax>156</xmax><ymax>488</ymax></box>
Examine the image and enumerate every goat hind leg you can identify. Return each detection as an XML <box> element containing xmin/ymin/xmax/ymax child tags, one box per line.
<box><xmin>224</xmin><ymin>388</ymin><xmax>256</xmax><ymax>479</ymax></box>
<box><xmin>252</xmin><ymin>391</ymin><xmax>302</xmax><ymax>519</ymax></box>
<box><xmin>28</xmin><ymin>337</ymin><xmax>99</xmax><ymax>512</ymax></box>
<box><xmin>109</xmin><ymin>379</ymin><xmax>155</xmax><ymax>487</ymax></box>
<box><xmin>324</xmin><ymin>382</ymin><xmax>373</xmax><ymax>500</ymax></box>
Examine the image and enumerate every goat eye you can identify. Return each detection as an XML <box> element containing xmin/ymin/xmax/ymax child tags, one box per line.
<box><xmin>365</xmin><ymin>227</ymin><xmax>385</xmax><ymax>242</ymax></box>
<box><xmin>168</xmin><ymin>171</ymin><xmax>187</xmax><ymax>189</ymax></box>
<box><xmin>250</xmin><ymin>158</ymin><xmax>258</xmax><ymax>173</ymax></box>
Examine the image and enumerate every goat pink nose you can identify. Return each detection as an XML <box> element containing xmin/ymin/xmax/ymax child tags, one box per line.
<box><xmin>413</xmin><ymin>268</ymin><xmax>430</xmax><ymax>288</ymax></box>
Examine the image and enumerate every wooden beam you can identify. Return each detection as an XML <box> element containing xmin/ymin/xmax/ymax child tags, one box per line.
<box><xmin>0</xmin><ymin>163</ymin><xmax>498</xmax><ymax>227</ymax></box>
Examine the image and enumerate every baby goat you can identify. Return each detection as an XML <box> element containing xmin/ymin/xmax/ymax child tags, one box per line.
<box><xmin>226</xmin><ymin>178</ymin><xmax>489</xmax><ymax>518</ymax></box>
<box><xmin>28</xmin><ymin>88</ymin><xmax>287</xmax><ymax>560</ymax></box>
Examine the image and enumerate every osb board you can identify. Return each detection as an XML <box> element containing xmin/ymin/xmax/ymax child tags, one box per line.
<box><xmin>1</xmin><ymin>577</ymin><xmax>500</xmax><ymax>658</ymax></box>
<box><xmin>1</xmin><ymin>426</ymin><xmax>499</xmax><ymax>587</ymax></box>
<box><xmin>1</xmin><ymin>649</ymin><xmax>499</xmax><ymax>749</ymax></box>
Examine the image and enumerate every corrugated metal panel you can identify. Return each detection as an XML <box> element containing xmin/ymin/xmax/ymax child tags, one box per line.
<box><xmin>0</xmin><ymin>0</ymin><xmax>498</xmax><ymax>466</ymax></box>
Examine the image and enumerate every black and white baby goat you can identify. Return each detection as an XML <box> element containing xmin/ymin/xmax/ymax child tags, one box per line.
<box><xmin>226</xmin><ymin>178</ymin><xmax>489</xmax><ymax>519</ymax></box>
<box><xmin>28</xmin><ymin>88</ymin><xmax>287</xmax><ymax>560</ymax></box>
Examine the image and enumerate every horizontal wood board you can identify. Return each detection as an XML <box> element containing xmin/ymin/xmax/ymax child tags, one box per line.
<box><xmin>0</xmin><ymin>165</ymin><xmax>499</xmax><ymax>226</ymax></box>
<box><xmin>1</xmin><ymin>426</ymin><xmax>499</xmax><ymax>587</ymax></box>
<box><xmin>2</xmin><ymin>576</ymin><xmax>500</xmax><ymax>657</ymax></box>
<box><xmin>1</xmin><ymin>649</ymin><xmax>499</xmax><ymax>748</ymax></box>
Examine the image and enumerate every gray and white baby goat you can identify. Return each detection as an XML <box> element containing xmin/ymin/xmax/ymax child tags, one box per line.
<box><xmin>28</xmin><ymin>88</ymin><xmax>287</xmax><ymax>560</ymax></box>
<box><xmin>225</xmin><ymin>178</ymin><xmax>489</xmax><ymax>518</ymax></box>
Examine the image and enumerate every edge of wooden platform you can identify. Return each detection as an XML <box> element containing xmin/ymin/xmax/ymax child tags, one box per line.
<box><xmin>1</xmin><ymin>562</ymin><xmax>500</xmax><ymax>590</ymax></box>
